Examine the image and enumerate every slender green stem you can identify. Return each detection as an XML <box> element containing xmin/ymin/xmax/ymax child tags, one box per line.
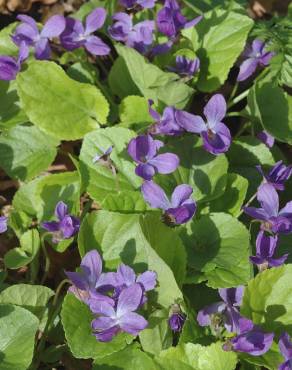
<box><xmin>226</xmin><ymin>111</ymin><xmax>246</xmax><ymax>118</ymax></box>
<box><xmin>228</xmin><ymin>82</ymin><xmax>239</xmax><ymax>103</ymax></box>
<box><xmin>181</xmin><ymin>0</ymin><xmax>202</xmax><ymax>14</ymax></box>
<box><xmin>40</xmin><ymin>233</ymin><xmax>51</xmax><ymax>285</ymax></box>
<box><xmin>52</xmin><ymin>279</ymin><xmax>70</xmax><ymax>307</ymax></box>
<box><xmin>236</xmin><ymin>192</ymin><xmax>257</xmax><ymax>218</ymax></box>
<box><xmin>228</xmin><ymin>89</ymin><xmax>250</xmax><ymax>109</ymax></box>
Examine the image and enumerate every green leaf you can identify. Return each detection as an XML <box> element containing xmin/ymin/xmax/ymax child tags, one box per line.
<box><xmin>119</xmin><ymin>95</ymin><xmax>153</xmax><ymax>129</ymax></box>
<box><xmin>114</xmin><ymin>45</ymin><xmax>194</xmax><ymax>109</ymax></box>
<box><xmin>17</xmin><ymin>61</ymin><xmax>109</xmax><ymax>140</ymax></box>
<box><xmin>0</xmin><ymin>284</ymin><xmax>54</xmax><ymax>320</ymax></box>
<box><xmin>79</xmin><ymin>127</ymin><xmax>145</xmax><ymax>212</ymax></box>
<box><xmin>210</xmin><ymin>173</ymin><xmax>248</xmax><ymax>216</ymax></box>
<box><xmin>12</xmin><ymin>177</ymin><xmax>41</xmax><ymax>217</ymax></box>
<box><xmin>250</xmin><ymin>81</ymin><xmax>292</xmax><ymax>144</ymax></box>
<box><xmin>187</xmin><ymin>9</ymin><xmax>253</xmax><ymax>92</ymax></box>
<box><xmin>61</xmin><ymin>293</ymin><xmax>130</xmax><ymax>359</ymax></box>
<box><xmin>0</xmin><ymin>125</ymin><xmax>59</xmax><ymax>181</ymax></box>
<box><xmin>67</xmin><ymin>61</ymin><xmax>99</xmax><ymax>84</ymax></box>
<box><xmin>0</xmin><ymin>23</ymin><xmax>18</xmax><ymax>56</ymax></box>
<box><xmin>78</xmin><ymin>211</ymin><xmax>184</xmax><ymax>307</ymax></box>
<box><xmin>241</xmin><ymin>265</ymin><xmax>292</xmax><ymax>336</ymax></box>
<box><xmin>92</xmin><ymin>344</ymin><xmax>159</xmax><ymax>370</ymax></box>
<box><xmin>0</xmin><ymin>81</ymin><xmax>27</xmax><ymax>129</ymax></box>
<box><xmin>180</xmin><ymin>213</ymin><xmax>250</xmax><ymax>288</ymax></box>
<box><xmin>156</xmin><ymin>342</ymin><xmax>237</xmax><ymax>370</ymax></box>
<box><xmin>139</xmin><ymin>310</ymin><xmax>172</xmax><ymax>355</ymax></box>
<box><xmin>157</xmin><ymin>136</ymin><xmax>228</xmax><ymax>203</ymax></box>
<box><xmin>34</xmin><ymin>171</ymin><xmax>80</xmax><ymax>221</ymax></box>
<box><xmin>0</xmin><ymin>304</ymin><xmax>39</xmax><ymax>370</ymax></box>
<box><xmin>4</xmin><ymin>229</ymin><xmax>40</xmax><ymax>269</ymax></box>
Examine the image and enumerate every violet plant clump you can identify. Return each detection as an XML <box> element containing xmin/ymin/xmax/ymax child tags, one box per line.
<box><xmin>0</xmin><ymin>1</ymin><xmax>292</xmax><ymax>369</ymax></box>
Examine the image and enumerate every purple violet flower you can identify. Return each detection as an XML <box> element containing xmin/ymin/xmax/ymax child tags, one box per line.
<box><xmin>109</xmin><ymin>13</ymin><xmax>155</xmax><ymax>54</ymax></box>
<box><xmin>60</xmin><ymin>8</ymin><xmax>110</xmax><ymax>56</ymax></box>
<box><xmin>42</xmin><ymin>201</ymin><xmax>80</xmax><ymax>243</ymax></box>
<box><xmin>168</xmin><ymin>304</ymin><xmax>186</xmax><ymax>332</ymax></box>
<box><xmin>91</xmin><ymin>283</ymin><xmax>148</xmax><ymax>342</ymax></box>
<box><xmin>141</xmin><ymin>180</ymin><xmax>196</xmax><ymax>225</ymax></box>
<box><xmin>279</xmin><ymin>332</ymin><xmax>292</xmax><ymax>370</ymax></box>
<box><xmin>250</xmin><ymin>231</ymin><xmax>288</xmax><ymax>270</ymax></box>
<box><xmin>156</xmin><ymin>0</ymin><xmax>202</xmax><ymax>39</ymax></box>
<box><xmin>256</xmin><ymin>161</ymin><xmax>292</xmax><ymax>191</ymax></box>
<box><xmin>237</xmin><ymin>39</ymin><xmax>274</xmax><ymax>82</ymax></box>
<box><xmin>197</xmin><ymin>286</ymin><xmax>244</xmax><ymax>334</ymax></box>
<box><xmin>65</xmin><ymin>250</ymin><xmax>116</xmax><ymax>305</ymax></box>
<box><xmin>169</xmin><ymin>55</ymin><xmax>200</xmax><ymax>77</ymax></box>
<box><xmin>119</xmin><ymin>0</ymin><xmax>156</xmax><ymax>9</ymax></box>
<box><xmin>226</xmin><ymin>320</ymin><xmax>274</xmax><ymax>356</ymax></box>
<box><xmin>176</xmin><ymin>94</ymin><xmax>231</xmax><ymax>155</ymax></box>
<box><xmin>257</xmin><ymin>130</ymin><xmax>275</xmax><ymax>148</ymax></box>
<box><xmin>0</xmin><ymin>42</ymin><xmax>29</xmax><ymax>81</ymax></box>
<box><xmin>127</xmin><ymin>134</ymin><xmax>179</xmax><ymax>180</ymax></box>
<box><xmin>0</xmin><ymin>216</ymin><xmax>7</xmax><ymax>233</ymax></box>
<box><xmin>12</xmin><ymin>14</ymin><xmax>65</xmax><ymax>60</ymax></box>
<box><xmin>244</xmin><ymin>183</ymin><xmax>292</xmax><ymax>234</ymax></box>
<box><xmin>148</xmin><ymin>100</ymin><xmax>185</xmax><ymax>136</ymax></box>
<box><xmin>93</xmin><ymin>146</ymin><xmax>113</xmax><ymax>163</ymax></box>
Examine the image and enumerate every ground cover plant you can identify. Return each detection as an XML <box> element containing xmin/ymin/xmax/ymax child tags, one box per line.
<box><xmin>0</xmin><ymin>0</ymin><xmax>291</xmax><ymax>369</ymax></box>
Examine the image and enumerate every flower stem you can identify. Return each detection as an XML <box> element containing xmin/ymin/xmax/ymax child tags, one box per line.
<box><xmin>236</xmin><ymin>192</ymin><xmax>257</xmax><ymax>218</ymax></box>
<box><xmin>40</xmin><ymin>233</ymin><xmax>50</xmax><ymax>285</ymax></box>
<box><xmin>181</xmin><ymin>0</ymin><xmax>202</xmax><ymax>14</ymax></box>
<box><xmin>228</xmin><ymin>89</ymin><xmax>250</xmax><ymax>109</ymax></box>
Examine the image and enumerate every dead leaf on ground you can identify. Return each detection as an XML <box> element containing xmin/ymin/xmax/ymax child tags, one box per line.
<box><xmin>0</xmin><ymin>0</ymin><xmax>58</xmax><ymax>13</ymax></box>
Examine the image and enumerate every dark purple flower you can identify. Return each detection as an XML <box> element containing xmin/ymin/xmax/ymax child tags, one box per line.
<box><xmin>257</xmin><ymin>130</ymin><xmax>275</xmax><ymax>148</ymax></box>
<box><xmin>128</xmin><ymin>134</ymin><xmax>179</xmax><ymax>180</ymax></box>
<box><xmin>141</xmin><ymin>181</ymin><xmax>196</xmax><ymax>225</ymax></box>
<box><xmin>93</xmin><ymin>146</ymin><xmax>113</xmax><ymax>163</ymax></box>
<box><xmin>148</xmin><ymin>100</ymin><xmax>185</xmax><ymax>136</ymax></box>
<box><xmin>176</xmin><ymin>94</ymin><xmax>231</xmax><ymax>155</ymax></box>
<box><xmin>0</xmin><ymin>42</ymin><xmax>28</xmax><ymax>81</ymax></box>
<box><xmin>168</xmin><ymin>304</ymin><xmax>186</xmax><ymax>332</ymax></box>
<box><xmin>197</xmin><ymin>286</ymin><xmax>244</xmax><ymax>334</ymax></box>
<box><xmin>169</xmin><ymin>56</ymin><xmax>200</xmax><ymax>77</ymax></box>
<box><xmin>156</xmin><ymin>0</ymin><xmax>202</xmax><ymax>39</ymax></box>
<box><xmin>109</xmin><ymin>13</ymin><xmax>155</xmax><ymax>54</ymax></box>
<box><xmin>91</xmin><ymin>283</ymin><xmax>148</xmax><ymax>342</ymax></box>
<box><xmin>227</xmin><ymin>321</ymin><xmax>274</xmax><ymax>356</ymax></box>
<box><xmin>250</xmin><ymin>231</ymin><xmax>288</xmax><ymax>270</ymax></box>
<box><xmin>244</xmin><ymin>183</ymin><xmax>292</xmax><ymax>234</ymax></box>
<box><xmin>119</xmin><ymin>0</ymin><xmax>156</xmax><ymax>9</ymax></box>
<box><xmin>65</xmin><ymin>250</ymin><xmax>115</xmax><ymax>304</ymax></box>
<box><xmin>13</xmin><ymin>14</ymin><xmax>65</xmax><ymax>60</ymax></box>
<box><xmin>256</xmin><ymin>161</ymin><xmax>292</xmax><ymax>191</ymax></box>
<box><xmin>60</xmin><ymin>8</ymin><xmax>110</xmax><ymax>56</ymax></box>
<box><xmin>237</xmin><ymin>39</ymin><xmax>274</xmax><ymax>82</ymax></box>
<box><xmin>42</xmin><ymin>201</ymin><xmax>80</xmax><ymax>243</ymax></box>
<box><xmin>279</xmin><ymin>332</ymin><xmax>292</xmax><ymax>370</ymax></box>
<box><xmin>0</xmin><ymin>216</ymin><xmax>7</xmax><ymax>233</ymax></box>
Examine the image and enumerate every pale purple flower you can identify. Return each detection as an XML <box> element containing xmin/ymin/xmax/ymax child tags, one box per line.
<box><xmin>237</xmin><ymin>39</ymin><xmax>274</xmax><ymax>82</ymax></box>
<box><xmin>65</xmin><ymin>250</ymin><xmax>115</xmax><ymax>305</ymax></box>
<box><xmin>91</xmin><ymin>283</ymin><xmax>148</xmax><ymax>342</ymax></box>
<box><xmin>226</xmin><ymin>321</ymin><xmax>274</xmax><ymax>356</ymax></box>
<box><xmin>60</xmin><ymin>8</ymin><xmax>110</xmax><ymax>56</ymax></box>
<box><xmin>141</xmin><ymin>181</ymin><xmax>196</xmax><ymax>225</ymax></box>
<box><xmin>197</xmin><ymin>286</ymin><xmax>244</xmax><ymax>334</ymax></box>
<box><xmin>250</xmin><ymin>231</ymin><xmax>288</xmax><ymax>270</ymax></box>
<box><xmin>169</xmin><ymin>56</ymin><xmax>200</xmax><ymax>77</ymax></box>
<box><xmin>109</xmin><ymin>13</ymin><xmax>155</xmax><ymax>54</ymax></box>
<box><xmin>176</xmin><ymin>94</ymin><xmax>231</xmax><ymax>155</ymax></box>
<box><xmin>157</xmin><ymin>0</ymin><xmax>202</xmax><ymax>39</ymax></box>
<box><xmin>0</xmin><ymin>42</ymin><xmax>29</xmax><ymax>81</ymax></box>
<box><xmin>42</xmin><ymin>201</ymin><xmax>80</xmax><ymax>243</ymax></box>
<box><xmin>119</xmin><ymin>0</ymin><xmax>156</xmax><ymax>9</ymax></box>
<box><xmin>244</xmin><ymin>183</ymin><xmax>292</xmax><ymax>234</ymax></box>
<box><xmin>279</xmin><ymin>332</ymin><xmax>292</xmax><ymax>370</ymax></box>
<box><xmin>12</xmin><ymin>14</ymin><xmax>65</xmax><ymax>60</ymax></box>
<box><xmin>257</xmin><ymin>130</ymin><xmax>275</xmax><ymax>148</ymax></box>
<box><xmin>148</xmin><ymin>100</ymin><xmax>184</xmax><ymax>136</ymax></box>
<box><xmin>128</xmin><ymin>134</ymin><xmax>179</xmax><ymax>180</ymax></box>
<box><xmin>93</xmin><ymin>146</ymin><xmax>113</xmax><ymax>163</ymax></box>
<box><xmin>256</xmin><ymin>161</ymin><xmax>292</xmax><ymax>191</ymax></box>
<box><xmin>0</xmin><ymin>216</ymin><xmax>7</xmax><ymax>233</ymax></box>
<box><xmin>168</xmin><ymin>304</ymin><xmax>186</xmax><ymax>332</ymax></box>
